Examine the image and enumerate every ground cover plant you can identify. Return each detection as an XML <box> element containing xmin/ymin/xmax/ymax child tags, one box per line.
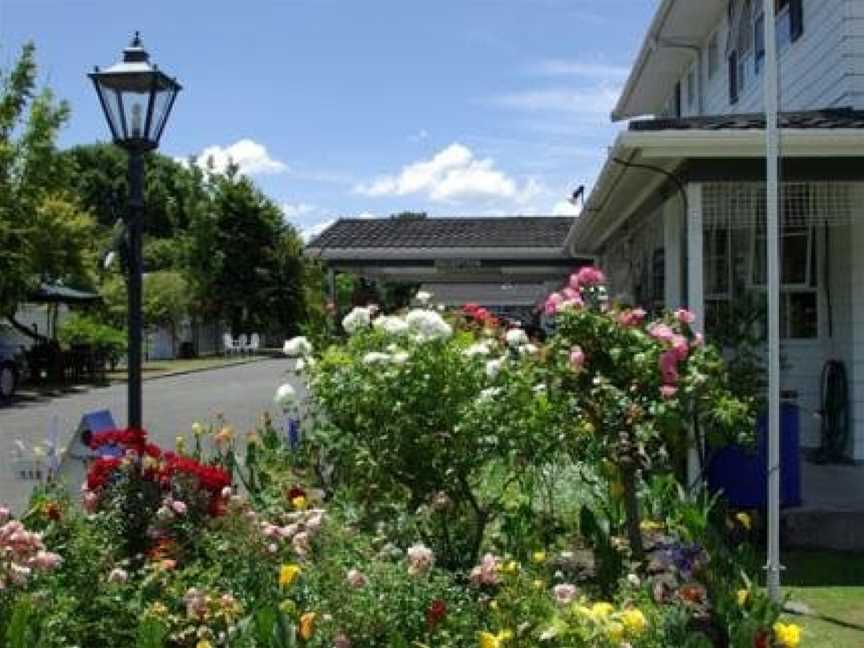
<box><xmin>0</xmin><ymin>269</ymin><xmax>805</xmax><ymax>647</ymax></box>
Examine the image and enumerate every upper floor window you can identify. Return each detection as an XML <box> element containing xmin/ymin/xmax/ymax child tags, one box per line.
<box><xmin>754</xmin><ymin>12</ymin><xmax>766</xmax><ymax>74</ymax></box>
<box><xmin>776</xmin><ymin>0</ymin><xmax>804</xmax><ymax>42</ymax></box>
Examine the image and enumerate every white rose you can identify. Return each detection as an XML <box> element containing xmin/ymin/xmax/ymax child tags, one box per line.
<box><xmin>274</xmin><ymin>383</ymin><xmax>298</xmax><ymax>409</ymax></box>
<box><xmin>373</xmin><ymin>316</ymin><xmax>410</xmax><ymax>336</ymax></box>
<box><xmin>405</xmin><ymin>309</ymin><xmax>452</xmax><ymax>341</ymax></box>
<box><xmin>415</xmin><ymin>290</ymin><xmax>433</xmax><ymax>306</ymax></box>
<box><xmin>342</xmin><ymin>307</ymin><xmax>372</xmax><ymax>335</ymax></box>
<box><xmin>362</xmin><ymin>352</ymin><xmax>391</xmax><ymax>365</ymax></box>
<box><xmin>463</xmin><ymin>342</ymin><xmax>492</xmax><ymax>358</ymax></box>
<box><xmin>283</xmin><ymin>336</ymin><xmax>313</xmax><ymax>357</ymax></box>
<box><xmin>505</xmin><ymin>328</ymin><xmax>529</xmax><ymax>348</ymax></box>
<box><xmin>485</xmin><ymin>358</ymin><xmax>505</xmax><ymax>379</ymax></box>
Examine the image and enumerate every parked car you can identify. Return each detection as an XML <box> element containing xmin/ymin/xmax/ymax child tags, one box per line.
<box><xmin>0</xmin><ymin>341</ymin><xmax>28</xmax><ymax>401</ymax></box>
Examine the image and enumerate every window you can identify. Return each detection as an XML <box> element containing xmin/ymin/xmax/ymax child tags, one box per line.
<box><xmin>687</xmin><ymin>67</ymin><xmax>696</xmax><ymax>109</ymax></box>
<box><xmin>754</xmin><ymin>13</ymin><xmax>765</xmax><ymax>74</ymax></box>
<box><xmin>708</xmin><ymin>33</ymin><xmax>719</xmax><ymax>79</ymax></box>
<box><xmin>776</xmin><ymin>0</ymin><xmax>803</xmax><ymax>42</ymax></box>
<box><xmin>729</xmin><ymin>51</ymin><xmax>739</xmax><ymax>104</ymax></box>
<box><xmin>704</xmin><ymin>223</ymin><xmax>733</xmax><ymax>334</ymax></box>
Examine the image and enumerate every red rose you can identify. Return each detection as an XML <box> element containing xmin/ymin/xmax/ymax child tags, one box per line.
<box><xmin>426</xmin><ymin>599</ymin><xmax>447</xmax><ymax>628</ymax></box>
<box><xmin>753</xmin><ymin>629</ymin><xmax>770</xmax><ymax>648</ymax></box>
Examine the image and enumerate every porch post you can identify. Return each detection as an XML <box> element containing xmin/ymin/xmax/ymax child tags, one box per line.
<box><xmin>664</xmin><ymin>200</ymin><xmax>684</xmax><ymax>309</ymax></box>
<box><xmin>686</xmin><ymin>182</ymin><xmax>705</xmax><ymax>491</ymax></box>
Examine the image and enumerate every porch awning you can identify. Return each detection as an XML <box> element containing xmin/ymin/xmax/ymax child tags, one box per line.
<box><xmin>567</xmin><ymin>113</ymin><xmax>864</xmax><ymax>255</ymax></box>
<box><xmin>418</xmin><ymin>282</ymin><xmax>552</xmax><ymax>308</ymax></box>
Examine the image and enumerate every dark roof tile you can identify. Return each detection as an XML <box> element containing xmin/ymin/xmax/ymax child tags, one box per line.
<box><xmin>306</xmin><ymin>217</ymin><xmax>574</xmax><ymax>249</ymax></box>
<box><xmin>629</xmin><ymin>108</ymin><xmax>864</xmax><ymax>132</ymax></box>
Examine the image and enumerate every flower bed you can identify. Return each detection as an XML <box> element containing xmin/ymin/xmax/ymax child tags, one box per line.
<box><xmin>0</xmin><ymin>269</ymin><xmax>803</xmax><ymax>647</ymax></box>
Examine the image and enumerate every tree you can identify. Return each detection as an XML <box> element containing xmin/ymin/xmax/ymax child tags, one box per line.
<box><xmin>0</xmin><ymin>42</ymin><xmax>97</xmax><ymax>337</ymax></box>
<box><xmin>184</xmin><ymin>166</ymin><xmax>306</xmax><ymax>336</ymax></box>
<box><xmin>142</xmin><ymin>271</ymin><xmax>191</xmax><ymax>356</ymax></box>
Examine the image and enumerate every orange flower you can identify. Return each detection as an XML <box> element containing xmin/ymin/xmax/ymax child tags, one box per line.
<box><xmin>299</xmin><ymin>612</ymin><xmax>316</xmax><ymax>640</ymax></box>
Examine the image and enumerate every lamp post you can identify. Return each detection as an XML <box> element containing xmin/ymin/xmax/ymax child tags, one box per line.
<box><xmin>89</xmin><ymin>33</ymin><xmax>181</xmax><ymax>428</ymax></box>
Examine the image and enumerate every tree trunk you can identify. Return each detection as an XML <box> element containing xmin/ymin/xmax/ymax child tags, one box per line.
<box><xmin>621</xmin><ymin>463</ymin><xmax>644</xmax><ymax>561</ymax></box>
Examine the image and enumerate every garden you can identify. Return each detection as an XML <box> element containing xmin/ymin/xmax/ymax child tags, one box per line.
<box><xmin>0</xmin><ymin>269</ymin><xmax>804</xmax><ymax>647</ymax></box>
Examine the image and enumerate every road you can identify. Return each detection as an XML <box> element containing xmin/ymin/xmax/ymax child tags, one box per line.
<box><xmin>0</xmin><ymin>358</ymin><xmax>303</xmax><ymax>512</ymax></box>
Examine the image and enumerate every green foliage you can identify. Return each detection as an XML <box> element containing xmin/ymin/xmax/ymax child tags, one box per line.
<box><xmin>0</xmin><ymin>42</ymin><xmax>96</xmax><ymax>318</ymax></box>
<box><xmin>57</xmin><ymin>312</ymin><xmax>126</xmax><ymax>367</ymax></box>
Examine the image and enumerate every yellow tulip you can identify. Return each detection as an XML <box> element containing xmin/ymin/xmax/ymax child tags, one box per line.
<box><xmin>299</xmin><ymin>612</ymin><xmax>316</xmax><ymax>640</ymax></box>
<box><xmin>501</xmin><ymin>560</ymin><xmax>519</xmax><ymax>575</ymax></box>
<box><xmin>736</xmin><ymin>589</ymin><xmax>749</xmax><ymax>607</ymax></box>
<box><xmin>736</xmin><ymin>512</ymin><xmax>752</xmax><ymax>530</ymax></box>
<box><xmin>196</xmin><ymin>641</ymin><xmax>213</xmax><ymax>648</ymax></box>
<box><xmin>478</xmin><ymin>630</ymin><xmax>512</xmax><ymax>648</ymax></box>
<box><xmin>773</xmin><ymin>622</ymin><xmax>802</xmax><ymax>648</ymax></box>
<box><xmin>279</xmin><ymin>564</ymin><xmax>302</xmax><ymax>587</ymax></box>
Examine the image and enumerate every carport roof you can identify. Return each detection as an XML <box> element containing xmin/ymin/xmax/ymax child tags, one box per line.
<box><xmin>306</xmin><ymin>217</ymin><xmax>575</xmax><ymax>250</ymax></box>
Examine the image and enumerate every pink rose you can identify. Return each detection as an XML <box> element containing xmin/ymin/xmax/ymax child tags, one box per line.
<box><xmin>618</xmin><ymin>308</ymin><xmax>647</xmax><ymax>327</ymax></box>
<box><xmin>406</xmin><ymin>543</ymin><xmax>434</xmax><ymax>576</ymax></box>
<box><xmin>574</xmin><ymin>266</ymin><xmax>606</xmax><ymax>288</ymax></box>
<box><xmin>171</xmin><ymin>500</ymin><xmax>187</xmax><ymax>516</ymax></box>
<box><xmin>649</xmin><ymin>323</ymin><xmax>675</xmax><ymax>343</ymax></box>
<box><xmin>0</xmin><ymin>507</ymin><xmax>9</xmax><ymax>523</ymax></box>
<box><xmin>552</xmin><ymin>583</ymin><xmax>578</xmax><ymax>605</ymax></box>
<box><xmin>33</xmin><ymin>550</ymin><xmax>62</xmax><ymax>570</ymax></box>
<box><xmin>670</xmin><ymin>334</ymin><xmax>689</xmax><ymax>362</ymax></box>
<box><xmin>562</xmin><ymin>286</ymin><xmax>580</xmax><ymax>301</ymax></box>
<box><xmin>660</xmin><ymin>385</ymin><xmax>678</xmax><ymax>399</ymax></box>
<box><xmin>469</xmin><ymin>553</ymin><xmax>501</xmax><ymax>586</ymax></box>
<box><xmin>659</xmin><ymin>350</ymin><xmax>680</xmax><ymax>385</ymax></box>
<box><xmin>675</xmin><ymin>309</ymin><xmax>696</xmax><ymax>325</ymax></box>
<box><xmin>569</xmin><ymin>346</ymin><xmax>586</xmax><ymax>371</ymax></box>
<box><xmin>544</xmin><ymin>292</ymin><xmax>563</xmax><ymax>316</ymax></box>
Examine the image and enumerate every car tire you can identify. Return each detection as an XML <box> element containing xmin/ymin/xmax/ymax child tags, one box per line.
<box><xmin>0</xmin><ymin>362</ymin><xmax>17</xmax><ymax>402</ymax></box>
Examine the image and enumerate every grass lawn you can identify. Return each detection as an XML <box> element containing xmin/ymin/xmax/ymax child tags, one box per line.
<box><xmin>781</xmin><ymin>550</ymin><xmax>864</xmax><ymax>647</ymax></box>
<box><xmin>106</xmin><ymin>354</ymin><xmax>266</xmax><ymax>381</ymax></box>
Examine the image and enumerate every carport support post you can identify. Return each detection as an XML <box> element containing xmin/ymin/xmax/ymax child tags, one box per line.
<box><xmin>126</xmin><ymin>149</ymin><xmax>144</xmax><ymax>430</ymax></box>
<box><xmin>686</xmin><ymin>182</ymin><xmax>704</xmax><ymax>492</ymax></box>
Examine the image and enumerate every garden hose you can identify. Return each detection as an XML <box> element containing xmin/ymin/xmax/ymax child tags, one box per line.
<box><xmin>810</xmin><ymin>359</ymin><xmax>851</xmax><ymax>464</ymax></box>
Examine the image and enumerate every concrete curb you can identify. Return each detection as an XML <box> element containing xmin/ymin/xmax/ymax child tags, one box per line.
<box><xmin>110</xmin><ymin>355</ymin><xmax>281</xmax><ymax>384</ymax></box>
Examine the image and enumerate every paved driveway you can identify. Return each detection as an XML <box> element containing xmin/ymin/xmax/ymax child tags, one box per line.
<box><xmin>0</xmin><ymin>358</ymin><xmax>302</xmax><ymax>512</ymax></box>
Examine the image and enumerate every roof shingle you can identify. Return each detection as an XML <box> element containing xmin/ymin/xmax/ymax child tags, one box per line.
<box><xmin>305</xmin><ymin>217</ymin><xmax>575</xmax><ymax>249</ymax></box>
<box><xmin>629</xmin><ymin>108</ymin><xmax>864</xmax><ymax>133</ymax></box>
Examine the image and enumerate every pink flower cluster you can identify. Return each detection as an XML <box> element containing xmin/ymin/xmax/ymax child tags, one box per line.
<box><xmin>469</xmin><ymin>552</ymin><xmax>502</xmax><ymax>586</ymax></box>
<box><xmin>648</xmin><ymin>309</ymin><xmax>697</xmax><ymax>399</ymax></box>
<box><xmin>0</xmin><ymin>510</ymin><xmax>62</xmax><ymax>590</ymax></box>
<box><xmin>543</xmin><ymin>266</ymin><xmax>606</xmax><ymax>315</ymax></box>
<box><xmin>260</xmin><ymin>508</ymin><xmax>326</xmax><ymax>558</ymax></box>
<box><xmin>552</xmin><ymin>583</ymin><xmax>578</xmax><ymax>605</ymax></box>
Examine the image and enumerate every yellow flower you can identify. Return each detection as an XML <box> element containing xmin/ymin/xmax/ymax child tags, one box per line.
<box><xmin>620</xmin><ymin>608</ymin><xmax>648</xmax><ymax>636</ymax></box>
<box><xmin>501</xmin><ymin>560</ymin><xmax>519</xmax><ymax>575</ymax></box>
<box><xmin>299</xmin><ymin>612</ymin><xmax>316</xmax><ymax>640</ymax></box>
<box><xmin>590</xmin><ymin>602</ymin><xmax>615</xmax><ymax>620</ymax></box>
<box><xmin>279</xmin><ymin>564</ymin><xmax>302</xmax><ymax>587</ymax></box>
<box><xmin>196</xmin><ymin>642</ymin><xmax>213</xmax><ymax>648</ymax></box>
<box><xmin>478</xmin><ymin>630</ymin><xmax>512</xmax><ymax>648</ymax></box>
<box><xmin>175</xmin><ymin>436</ymin><xmax>187</xmax><ymax>454</ymax></box>
<box><xmin>532</xmin><ymin>551</ymin><xmax>547</xmax><ymax>564</ymax></box>
<box><xmin>291</xmin><ymin>495</ymin><xmax>308</xmax><ymax>511</ymax></box>
<box><xmin>489</xmin><ymin>600</ymin><xmax>498</xmax><ymax>611</ymax></box>
<box><xmin>192</xmin><ymin>421</ymin><xmax>204</xmax><ymax>438</ymax></box>
<box><xmin>773</xmin><ymin>622</ymin><xmax>802</xmax><ymax>648</ymax></box>
<box><xmin>532</xmin><ymin>579</ymin><xmax>545</xmax><ymax>590</ymax></box>
<box><xmin>607</xmin><ymin>622</ymin><xmax>624</xmax><ymax>642</ymax></box>
<box><xmin>736</xmin><ymin>512</ymin><xmax>752</xmax><ymax>530</ymax></box>
<box><xmin>737</xmin><ymin>589</ymin><xmax>750</xmax><ymax>607</ymax></box>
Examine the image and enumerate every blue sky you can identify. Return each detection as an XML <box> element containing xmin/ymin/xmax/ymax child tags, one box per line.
<box><xmin>0</xmin><ymin>0</ymin><xmax>655</xmax><ymax>239</ymax></box>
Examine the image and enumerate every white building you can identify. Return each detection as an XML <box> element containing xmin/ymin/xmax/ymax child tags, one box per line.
<box><xmin>567</xmin><ymin>0</ymin><xmax>864</xmax><ymax>462</ymax></box>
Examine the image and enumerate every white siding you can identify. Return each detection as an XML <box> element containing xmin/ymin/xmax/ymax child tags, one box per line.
<box><xmin>666</xmin><ymin>0</ymin><xmax>858</xmax><ymax>117</ymax></box>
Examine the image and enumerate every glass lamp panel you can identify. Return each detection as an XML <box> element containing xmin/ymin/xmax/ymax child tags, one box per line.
<box><xmin>93</xmin><ymin>81</ymin><xmax>122</xmax><ymax>140</ymax></box>
<box><xmin>148</xmin><ymin>83</ymin><xmax>178</xmax><ymax>144</ymax></box>
<box><xmin>119</xmin><ymin>87</ymin><xmax>153</xmax><ymax>141</ymax></box>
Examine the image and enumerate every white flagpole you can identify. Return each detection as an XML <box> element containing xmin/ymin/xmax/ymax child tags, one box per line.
<box><xmin>764</xmin><ymin>0</ymin><xmax>783</xmax><ymax>602</ymax></box>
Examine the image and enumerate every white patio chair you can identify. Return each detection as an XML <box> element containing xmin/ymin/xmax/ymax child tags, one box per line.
<box><xmin>237</xmin><ymin>333</ymin><xmax>249</xmax><ymax>355</ymax></box>
<box><xmin>248</xmin><ymin>333</ymin><xmax>260</xmax><ymax>355</ymax></box>
<box><xmin>223</xmin><ymin>333</ymin><xmax>239</xmax><ymax>357</ymax></box>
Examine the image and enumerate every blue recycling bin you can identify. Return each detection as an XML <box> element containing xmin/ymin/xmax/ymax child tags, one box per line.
<box><xmin>708</xmin><ymin>403</ymin><xmax>801</xmax><ymax>508</ymax></box>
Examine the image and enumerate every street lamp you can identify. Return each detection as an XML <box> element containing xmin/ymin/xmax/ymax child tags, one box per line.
<box><xmin>89</xmin><ymin>33</ymin><xmax>181</xmax><ymax>428</ymax></box>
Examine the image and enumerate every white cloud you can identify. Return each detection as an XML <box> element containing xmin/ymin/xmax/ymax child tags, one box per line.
<box><xmin>533</xmin><ymin>59</ymin><xmax>629</xmax><ymax>81</ymax></box>
<box><xmin>408</xmin><ymin>129</ymin><xmax>430</xmax><ymax>143</ymax></box>
<box><xmin>190</xmin><ymin>139</ymin><xmax>288</xmax><ymax>175</ymax></box>
<box><xmin>354</xmin><ymin>143</ymin><xmax>539</xmax><ymax>205</ymax></box>
<box><xmin>354</xmin><ymin>211</ymin><xmax>378</xmax><ymax>220</ymax></box>
<box><xmin>493</xmin><ymin>85</ymin><xmax>619</xmax><ymax>121</ymax></box>
<box><xmin>281</xmin><ymin>202</ymin><xmax>317</xmax><ymax>219</ymax></box>
<box><xmin>552</xmin><ymin>199</ymin><xmax>582</xmax><ymax>216</ymax></box>
<box><xmin>300</xmin><ymin>219</ymin><xmax>336</xmax><ymax>243</ymax></box>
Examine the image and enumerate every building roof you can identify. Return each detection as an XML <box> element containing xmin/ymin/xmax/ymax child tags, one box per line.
<box><xmin>629</xmin><ymin>109</ymin><xmax>864</xmax><ymax>132</ymax></box>
<box><xmin>306</xmin><ymin>217</ymin><xmax>575</xmax><ymax>250</ymax></box>
<box><xmin>613</xmin><ymin>0</ymin><xmax>726</xmax><ymax>121</ymax></box>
